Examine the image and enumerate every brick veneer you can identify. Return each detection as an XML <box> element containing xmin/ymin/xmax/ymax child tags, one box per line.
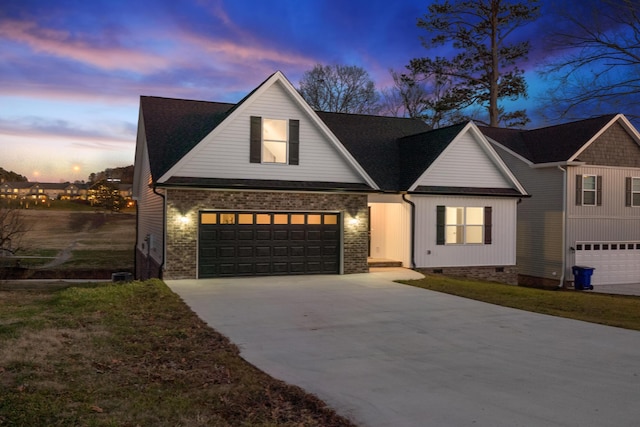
<box><xmin>163</xmin><ymin>189</ymin><xmax>369</xmax><ymax>279</ymax></box>
<box><xmin>416</xmin><ymin>265</ymin><xmax>518</xmax><ymax>285</ymax></box>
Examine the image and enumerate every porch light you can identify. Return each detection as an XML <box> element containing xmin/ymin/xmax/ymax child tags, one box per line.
<box><xmin>179</xmin><ymin>215</ymin><xmax>190</xmax><ymax>225</ymax></box>
<box><xmin>348</xmin><ymin>216</ymin><xmax>360</xmax><ymax>226</ymax></box>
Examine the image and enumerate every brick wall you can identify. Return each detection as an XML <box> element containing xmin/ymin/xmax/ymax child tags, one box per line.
<box><xmin>163</xmin><ymin>189</ymin><xmax>369</xmax><ymax>279</ymax></box>
<box><xmin>416</xmin><ymin>265</ymin><xmax>518</xmax><ymax>285</ymax></box>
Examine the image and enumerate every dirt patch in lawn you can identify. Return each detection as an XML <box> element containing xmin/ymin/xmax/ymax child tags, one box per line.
<box><xmin>0</xmin><ymin>280</ymin><xmax>356</xmax><ymax>426</ymax></box>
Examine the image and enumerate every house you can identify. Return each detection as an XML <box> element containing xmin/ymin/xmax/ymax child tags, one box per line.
<box><xmin>481</xmin><ymin>114</ymin><xmax>640</xmax><ymax>287</ymax></box>
<box><xmin>0</xmin><ymin>182</ymin><xmax>89</xmax><ymax>202</ymax></box>
<box><xmin>133</xmin><ymin>71</ymin><xmax>527</xmax><ymax>282</ymax></box>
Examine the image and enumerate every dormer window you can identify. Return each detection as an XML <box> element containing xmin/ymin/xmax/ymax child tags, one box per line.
<box><xmin>250</xmin><ymin>116</ymin><xmax>299</xmax><ymax>165</ymax></box>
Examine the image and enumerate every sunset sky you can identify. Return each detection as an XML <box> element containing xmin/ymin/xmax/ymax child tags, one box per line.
<box><xmin>0</xmin><ymin>0</ymin><xmax>631</xmax><ymax>183</ymax></box>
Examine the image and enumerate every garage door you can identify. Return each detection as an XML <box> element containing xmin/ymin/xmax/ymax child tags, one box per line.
<box><xmin>199</xmin><ymin>211</ymin><xmax>340</xmax><ymax>278</ymax></box>
<box><xmin>574</xmin><ymin>242</ymin><xmax>640</xmax><ymax>285</ymax></box>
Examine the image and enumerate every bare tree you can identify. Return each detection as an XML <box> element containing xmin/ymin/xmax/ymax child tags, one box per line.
<box><xmin>408</xmin><ymin>0</ymin><xmax>540</xmax><ymax>127</ymax></box>
<box><xmin>298</xmin><ymin>64</ymin><xmax>380</xmax><ymax>114</ymax></box>
<box><xmin>0</xmin><ymin>203</ymin><xmax>28</xmax><ymax>257</ymax></box>
<box><xmin>541</xmin><ymin>0</ymin><xmax>640</xmax><ymax>123</ymax></box>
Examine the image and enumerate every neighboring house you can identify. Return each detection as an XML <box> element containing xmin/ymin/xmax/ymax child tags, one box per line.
<box><xmin>0</xmin><ymin>182</ymin><xmax>90</xmax><ymax>202</ymax></box>
<box><xmin>481</xmin><ymin>114</ymin><xmax>640</xmax><ymax>287</ymax></box>
<box><xmin>133</xmin><ymin>71</ymin><xmax>527</xmax><ymax>282</ymax></box>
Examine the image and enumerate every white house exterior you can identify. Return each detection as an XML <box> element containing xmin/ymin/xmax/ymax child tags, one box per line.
<box><xmin>133</xmin><ymin>71</ymin><xmax>527</xmax><ymax>283</ymax></box>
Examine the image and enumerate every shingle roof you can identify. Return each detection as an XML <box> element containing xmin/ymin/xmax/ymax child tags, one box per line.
<box><xmin>140</xmin><ymin>96</ymin><xmax>234</xmax><ymax>179</ymax></box>
<box><xmin>479</xmin><ymin>115</ymin><xmax>617</xmax><ymax>164</ymax></box>
<box><xmin>315</xmin><ymin>112</ymin><xmax>432</xmax><ymax>190</ymax></box>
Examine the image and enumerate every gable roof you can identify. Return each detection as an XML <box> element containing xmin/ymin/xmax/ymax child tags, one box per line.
<box><xmin>137</xmin><ymin>72</ymin><xmax>526</xmax><ymax>196</ymax></box>
<box><xmin>140</xmin><ymin>96</ymin><xmax>234</xmax><ymax>180</ymax></box>
<box><xmin>479</xmin><ymin>115</ymin><xmax>619</xmax><ymax>164</ymax></box>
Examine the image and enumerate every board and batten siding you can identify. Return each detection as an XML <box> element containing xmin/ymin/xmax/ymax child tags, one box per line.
<box><xmin>169</xmin><ymin>81</ymin><xmax>365</xmax><ymax>184</ymax></box>
<box><xmin>411</xmin><ymin>195</ymin><xmax>517</xmax><ymax>268</ymax></box>
<box><xmin>490</xmin><ymin>143</ymin><xmax>565</xmax><ymax>279</ymax></box>
<box><xmin>415</xmin><ymin>132</ymin><xmax>513</xmax><ymax>189</ymax></box>
<box><xmin>566</xmin><ymin>165</ymin><xmax>640</xmax><ymax>246</ymax></box>
<box><xmin>133</xmin><ymin>138</ymin><xmax>164</xmax><ymax>264</ymax></box>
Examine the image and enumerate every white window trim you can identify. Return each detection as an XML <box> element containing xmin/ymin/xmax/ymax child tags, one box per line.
<box><xmin>262</xmin><ymin>118</ymin><xmax>288</xmax><ymax>165</ymax></box>
<box><xmin>445</xmin><ymin>206</ymin><xmax>485</xmax><ymax>245</ymax></box>
<box><xmin>632</xmin><ymin>177</ymin><xmax>640</xmax><ymax>207</ymax></box>
<box><xmin>582</xmin><ymin>174</ymin><xmax>597</xmax><ymax>206</ymax></box>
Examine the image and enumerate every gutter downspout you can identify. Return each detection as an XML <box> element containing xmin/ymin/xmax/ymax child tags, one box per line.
<box><xmin>152</xmin><ymin>186</ymin><xmax>166</xmax><ymax>279</ymax></box>
<box><xmin>557</xmin><ymin>166</ymin><xmax>567</xmax><ymax>288</ymax></box>
<box><xmin>401</xmin><ymin>193</ymin><xmax>416</xmax><ymax>269</ymax></box>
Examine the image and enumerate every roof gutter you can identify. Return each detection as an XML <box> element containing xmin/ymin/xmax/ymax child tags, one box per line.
<box><xmin>531</xmin><ymin>161</ymin><xmax>585</xmax><ymax>169</ymax></box>
<box><xmin>401</xmin><ymin>193</ymin><xmax>416</xmax><ymax>269</ymax></box>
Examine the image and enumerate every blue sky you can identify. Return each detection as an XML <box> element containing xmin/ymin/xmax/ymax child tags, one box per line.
<box><xmin>0</xmin><ymin>0</ymin><xmax>631</xmax><ymax>182</ymax></box>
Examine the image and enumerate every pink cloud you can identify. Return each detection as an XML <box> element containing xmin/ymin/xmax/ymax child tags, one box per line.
<box><xmin>0</xmin><ymin>19</ymin><xmax>171</xmax><ymax>73</ymax></box>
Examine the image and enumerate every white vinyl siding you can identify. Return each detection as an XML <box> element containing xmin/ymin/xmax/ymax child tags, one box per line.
<box><xmin>416</xmin><ymin>132</ymin><xmax>513</xmax><ymax>189</ymax></box>
<box><xmin>490</xmin><ymin>143</ymin><xmax>565</xmax><ymax>280</ymax></box>
<box><xmin>412</xmin><ymin>195</ymin><xmax>516</xmax><ymax>268</ymax></box>
<box><xmin>169</xmin><ymin>81</ymin><xmax>365</xmax><ymax>184</ymax></box>
<box><xmin>133</xmin><ymin>136</ymin><xmax>164</xmax><ymax>264</ymax></box>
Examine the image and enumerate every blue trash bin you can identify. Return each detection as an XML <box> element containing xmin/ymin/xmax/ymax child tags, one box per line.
<box><xmin>572</xmin><ymin>266</ymin><xmax>595</xmax><ymax>290</ymax></box>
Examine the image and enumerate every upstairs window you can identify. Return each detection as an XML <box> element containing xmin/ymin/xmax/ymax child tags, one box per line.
<box><xmin>250</xmin><ymin>116</ymin><xmax>299</xmax><ymax>165</ymax></box>
<box><xmin>262</xmin><ymin>119</ymin><xmax>287</xmax><ymax>163</ymax></box>
<box><xmin>626</xmin><ymin>177</ymin><xmax>640</xmax><ymax>207</ymax></box>
<box><xmin>576</xmin><ymin>174</ymin><xmax>602</xmax><ymax>206</ymax></box>
<box><xmin>437</xmin><ymin>206</ymin><xmax>492</xmax><ymax>245</ymax></box>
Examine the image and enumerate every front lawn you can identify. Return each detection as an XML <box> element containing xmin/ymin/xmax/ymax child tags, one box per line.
<box><xmin>0</xmin><ymin>280</ymin><xmax>355</xmax><ymax>426</ymax></box>
<box><xmin>401</xmin><ymin>275</ymin><xmax>640</xmax><ymax>331</ymax></box>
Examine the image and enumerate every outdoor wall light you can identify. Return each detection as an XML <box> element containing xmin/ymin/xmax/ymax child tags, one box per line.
<box><xmin>348</xmin><ymin>216</ymin><xmax>359</xmax><ymax>226</ymax></box>
<box><xmin>179</xmin><ymin>215</ymin><xmax>190</xmax><ymax>225</ymax></box>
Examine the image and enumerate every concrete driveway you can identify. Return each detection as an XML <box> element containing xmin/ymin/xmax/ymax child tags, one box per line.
<box><xmin>167</xmin><ymin>270</ymin><xmax>640</xmax><ymax>427</ymax></box>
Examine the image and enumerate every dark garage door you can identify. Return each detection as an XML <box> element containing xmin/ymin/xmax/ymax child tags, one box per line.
<box><xmin>199</xmin><ymin>211</ymin><xmax>340</xmax><ymax>277</ymax></box>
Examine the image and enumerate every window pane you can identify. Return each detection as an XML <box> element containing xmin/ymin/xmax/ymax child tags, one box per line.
<box><xmin>307</xmin><ymin>214</ymin><xmax>321</xmax><ymax>224</ymax></box>
<box><xmin>583</xmin><ymin>190</ymin><xmax>596</xmax><ymax>205</ymax></box>
<box><xmin>446</xmin><ymin>225</ymin><xmax>464</xmax><ymax>244</ymax></box>
<box><xmin>466</xmin><ymin>225</ymin><xmax>483</xmax><ymax>243</ymax></box>
<box><xmin>256</xmin><ymin>214</ymin><xmax>271</xmax><ymax>224</ymax></box>
<box><xmin>263</xmin><ymin>141</ymin><xmax>287</xmax><ymax>163</ymax></box>
<box><xmin>238</xmin><ymin>213</ymin><xmax>253</xmax><ymax>224</ymax></box>
<box><xmin>273</xmin><ymin>214</ymin><xmax>288</xmax><ymax>224</ymax></box>
<box><xmin>632</xmin><ymin>178</ymin><xmax>640</xmax><ymax>191</ymax></box>
<box><xmin>263</xmin><ymin>119</ymin><xmax>287</xmax><ymax>141</ymax></box>
<box><xmin>201</xmin><ymin>213</ymin><xmax>217</xmax><ymax>224</ymax></box>
<box><xmin>324</xmin><ymin>214</ymin><xmax>338</xmax><ymax>224</ymax></box>
<box><xmin>220</xmin><ymin>213</ymin><xmax>235</xmax><ymax>224</ymax></box>
<box><xmin>583</xmin><ymin>175</ymin><xmax>596</xmax><ymax>190</ymax></box>
<box><xmin>445</xmin><ymin>207</ymin><xmax>463</xmax><ymax>225</ymax></box>
<box><xmin>466</xmin><ymin>207</ymin><xmax>484</xmax><ymax>225</ymax></box>
<box><xmin>291</xmin><ymin>214</ymin><xmax>305</xmax><ymax>224</ymax></box>
<box><xmin>633</xmin><ymin>193</ymin><xmax>640</xmax><ymax>206</ymax></box>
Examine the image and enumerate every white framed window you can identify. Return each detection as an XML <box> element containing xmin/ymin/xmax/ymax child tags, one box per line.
<box><xmin>628</xmin><ymin>177</ymin><xmax>640</xmax><ymax>207</ymax></box>
<box><xmin>262</xmin><ymin>118</ymin><xmax>288</xmax><ymax>164</ymax></box>
<box><xmin>582</xmin><ymin>175</ymin><xmax>597</xmax><ymax>205</ymax></box>
<box><xmin>444</xmin><ymin>207</ymin><xmax>485</xmax><ymax>245</ymax></box>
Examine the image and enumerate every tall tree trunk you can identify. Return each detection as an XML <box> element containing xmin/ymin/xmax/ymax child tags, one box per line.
<box><xmin>489</xmin><ymin>0</ymin><xmax>500</xmax><ymax>127</ymax></box>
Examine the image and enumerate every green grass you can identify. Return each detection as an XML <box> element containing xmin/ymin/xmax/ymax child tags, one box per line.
<box><xmin>401</xmin><ymin>275</ymin><xmax>640</xmax><ymax>331</ymax></box>
<box><xmin>0</xmin><ymin>280</ymin><xmax>355</xmax><ymax>427</ymax></box>
<box><xmin>65</xmin><ymin>250</ymin><xmax>134</xmax><ymax>269</ymax></box>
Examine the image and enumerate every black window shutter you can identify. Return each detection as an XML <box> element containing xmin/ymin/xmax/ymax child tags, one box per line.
<box><xmin>289</xmin><ymin>119</ymin><xmax>299</xmax><ymax>165</ymax></box>
<box><xmin>626</xmin><ymin>177</ymin><xmax>632</xmax><ymax>207</ymax></box>
<box><xmin>250</xmin><ymin>116</ymin><xmax>261</xmax><ymax>163</ymax></box>
<box><xmin>436</xmin><ymin>205</ymin><xmax>445</xmax><ymax>245</ymax></box>
<box><xmin>484</xmin><ymin>206</ymin><xmax>492</xmax><ymax>245</ymax></box>
<box><xmin>575</xmin><ymin>174</ymin><xmax>583</xmax><ymax>205</ymax></box>
<box><xmin>596</xmin><ymin>175</ymin><xmax>603</xmax><ymax>206</ymax></box>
